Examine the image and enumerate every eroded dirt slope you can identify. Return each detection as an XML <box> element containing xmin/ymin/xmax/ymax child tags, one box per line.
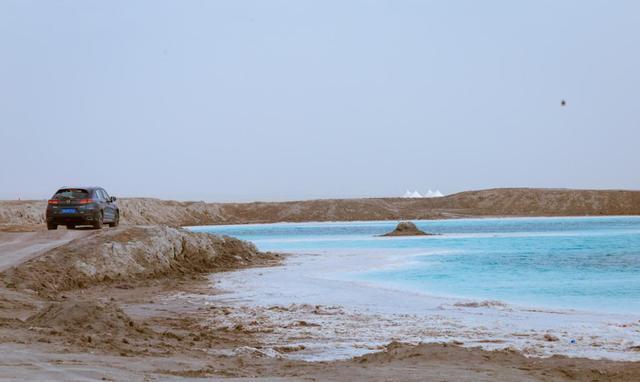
<box><xmin>0</xmin><ymin>225</ymin><xmax>279</xmax><ymax>294</ymax></box>
<box><xmin>2</xmin><ymin>188</ymin><xmax>640</xmax><ymax>231</ymax></box>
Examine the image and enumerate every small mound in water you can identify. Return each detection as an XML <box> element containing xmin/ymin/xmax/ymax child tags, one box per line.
<box><xmin>379</xmin><ymin>221</ymin><xmax>435</xmax><ymax>237</ymax></box>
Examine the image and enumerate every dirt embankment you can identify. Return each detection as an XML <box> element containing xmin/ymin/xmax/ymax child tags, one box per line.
<box><xmin>0</xmin><ymin>225</ymin><xmax>280</xmax><ymax>295</ymax></box>
<box><xmin>0</xmin><ymin>200</ymin><xmax>47</xmax><ymax>228</ymax></box>
<box><xmin>2</xmin><ymin>188</ymin><xmax>640</xmax><ymax>231</ymax></box>
<box><xmin>201</xmin><ymin>188</ymin><xmax>640</xmax><ymax>224</ymax></box>
<box><xmin>0</xmin><ymin>199</ymin><xmax>226</xmax><ymax>229</ymax></box>
<box><xmin>0</xmin><ymin>225</ymin><xmax>283</xmax><ymax>362</ymax></box>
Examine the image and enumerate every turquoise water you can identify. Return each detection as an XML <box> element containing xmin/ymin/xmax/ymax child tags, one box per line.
<box><xmin>189</xmin><ymin>217</ymin><xmax>640</xmax><ymax>314</ymax></box>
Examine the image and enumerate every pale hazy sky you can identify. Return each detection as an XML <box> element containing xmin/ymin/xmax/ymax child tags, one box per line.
<box><xmin>1</xmin><ymin>1</ymin><xmax>639</xmax><ymax>201</ymax></box>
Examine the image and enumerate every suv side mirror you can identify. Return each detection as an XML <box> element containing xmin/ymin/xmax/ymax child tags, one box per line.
<box><xmin>110</xmin><ymin>196</ymin><xmax>117</xmax><ymax>202</ymax></box>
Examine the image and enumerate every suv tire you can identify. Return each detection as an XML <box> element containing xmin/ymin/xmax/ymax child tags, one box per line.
<box><xmin>47</xmin><ymin>223</ymin><xmax>57</xmax><ymax>230</ymax></box>
<box><xmin>93</xmin><ymin>212</ymin><xmax>104</xmax><ymax>229</ymax></box>
<box><xmin>108</xmin><ymin>211</ymin><xmax>119</xmax><ymax>228</ymax></box>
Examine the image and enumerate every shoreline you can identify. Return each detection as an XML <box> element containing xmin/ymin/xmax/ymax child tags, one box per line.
<box><xmin>186</xmin><ymin>214</ymin><xmax>640</xmax><ymax>229</ymax></box>
<box><xmin>202</xmin><ymin>250</ymin><xmax>640</xmax><ymax>362</ymax></box>
<box><xmin>0</xmin><ymin>225</ymin><xmax>639</xmax><ymax>379</ymax></box>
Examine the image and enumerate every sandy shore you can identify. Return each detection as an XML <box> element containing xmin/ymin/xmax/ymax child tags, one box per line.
<box><xmin>0</xmin><ymin>225</ymin><xmax>639</xmax><ymax>381</ymax></box>
<box><xmin>199</xmin><ymin>249</ymin><xmax>640</xmax><ymax>362</ymax></box>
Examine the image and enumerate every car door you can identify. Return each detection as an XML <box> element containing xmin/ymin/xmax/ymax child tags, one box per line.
<box><xmin>94</xmin><ymin>189</ymin><xmax>107</xmax><ymax>220</ymax></box>
<box><xmin>96</xmin><ymin>188</ymin><xmax>111</xmax><ymax>221</ymax></box>
<box><xmin>99</xmin><ymin>189</ymin><xmax>114</xmax><ymax>221</ymax></box>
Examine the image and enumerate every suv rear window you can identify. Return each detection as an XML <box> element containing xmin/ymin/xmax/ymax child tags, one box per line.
<box><xmin>53</xmin><ymin>189</ymin><xmax>90</xmax><ymax>200</ymax></box>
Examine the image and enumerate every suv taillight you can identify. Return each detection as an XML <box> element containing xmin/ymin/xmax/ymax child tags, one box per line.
<box><xmin>48</xmin><ymin>199</ymin><xmax>93</xmax><ymax>204</ymax></box>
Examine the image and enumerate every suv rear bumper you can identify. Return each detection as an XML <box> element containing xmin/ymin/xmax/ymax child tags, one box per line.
<box><xmin>46</xmin><ymin>210</ymin><xmax>99</xmax><ymax>225</ymax></box>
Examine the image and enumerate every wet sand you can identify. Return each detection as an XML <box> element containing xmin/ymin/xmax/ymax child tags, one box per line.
<box><xmin>194</xmin><ymin>248</ymin><xmax>640</xmax><ymax>362</ymax></box>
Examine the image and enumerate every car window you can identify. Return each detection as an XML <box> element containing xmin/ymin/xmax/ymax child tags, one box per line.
<box><xmin>102</xmin><ymin>189</ymin><xmax>111</xmax><ymax>200</ymax></box>
<box><xmin>94</xmin><ymin>190</ymin><xmax>105</xmax><ymax>201</ymax></box>
<box><xmin>54</xmin><ymin>189</ymin><xmax>89</xmax><ymax>200</ymax></box>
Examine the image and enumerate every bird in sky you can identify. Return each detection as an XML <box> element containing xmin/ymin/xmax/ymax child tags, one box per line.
<box><xmin>561</xmin><ymin>100</ymin><xmax>566</xmax><ymax>106</ymax></box>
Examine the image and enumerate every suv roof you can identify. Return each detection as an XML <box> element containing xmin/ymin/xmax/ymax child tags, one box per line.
<box><xmin>57</xmin><ymin>186</ymin><xmax>102</xmax><ymax>191</ymax></box>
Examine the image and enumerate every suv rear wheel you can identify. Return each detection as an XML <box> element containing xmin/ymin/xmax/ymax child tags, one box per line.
<box><xmin>108</xmin><ymin>211</ymin><xmax>119</xmax><ymax>228</ymax></box>
<box><xmin>47</xmin><ymin>223</ymin><xmax>57</xmax><ymax>230</ymax></box>
<box><xmin>93</xmin><ymin>212</ymin><xmax>104</xmax><ymax>229</ymax></box>
<box><xmin>66</xmin><ymin>224</ymin><xmax>76</xmax><ymax>229</ymax></box>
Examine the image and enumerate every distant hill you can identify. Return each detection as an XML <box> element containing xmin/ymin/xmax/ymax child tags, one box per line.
<box><xmin>1</xmin><ymin>188</ymin><xmax>639</xmax><ymax>230</ymax></box>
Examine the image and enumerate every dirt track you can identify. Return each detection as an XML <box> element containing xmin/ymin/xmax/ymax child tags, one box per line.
<box><xmin>0</xmin><ymin>229</ymin><xmax>93</xmax><ymax>271</ymax></box>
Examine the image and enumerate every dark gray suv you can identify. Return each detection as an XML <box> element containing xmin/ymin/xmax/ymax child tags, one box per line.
<box><xmin>46</xmin><ymin>187</ymin><xmax>119</xmax><ymax>230</ymax></box>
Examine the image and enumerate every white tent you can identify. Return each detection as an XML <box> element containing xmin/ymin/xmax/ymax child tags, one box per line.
<box><xmin>401</xmin><ymin>189</ymin><xmax>444</xmax><ymax>198</ymax></box>
<box><xmin>425</xmin><ymin>189</ymin><xmax>444</xmax><ymax>198</ymax></box>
